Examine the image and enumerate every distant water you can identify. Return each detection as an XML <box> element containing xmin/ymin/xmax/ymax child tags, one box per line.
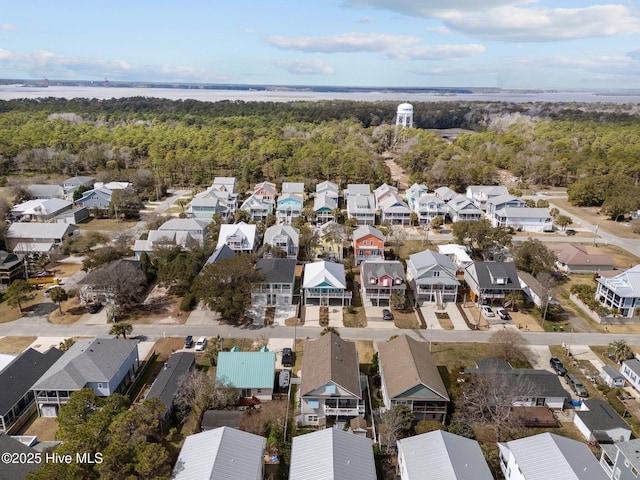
<box><xmin>1</xmin><ymin>84</ymin><xmax>640</xmax><ymax>104</ymax></box>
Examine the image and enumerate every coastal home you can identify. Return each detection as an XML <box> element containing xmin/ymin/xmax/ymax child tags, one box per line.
<box><xmin>447</xmin><ymin>194</ymin><xmax>483</xmax><ymax>223</ymax></box>
<box><xmin>405</xmin><ymin>183</ymin><xmax>429</xmax><ymax>210</ymax></box>
<box><xmin>406</xmin><ymin>249</ymin><xmax>459</xmax><ymax>305</ymax></box>
<box><xmin>620</xmin><ymin>359</ymin><xmax>640</xmax><ymax>394</ymax></box>
<box><xmin>374</xmin><ymin>183</ymin><xmax>399</xmax><ymax>208</ymax></box>
<box><xmin>11</xmin><ymin>198</ymin><xmax>73</xmax><ymax>223</ymax></box>
<box><xmin>298</xmin><ymin>333</ymin><xmax>364</xmax><ymax>426</ymax></box>
<box><xmin>302</xmin><ymin>261</ymin><xmax>351</xmax><ymax>306</ymax></box>
<box><xmin>76</xmin><ymin>186</ymin><xmax>114</xmax><ymax>210</ymax></box>
<box><xmin>216</xmin><ymin>222</ymin><xmax>257</xmax><ymax>253</ymax></box>
<box><xmin>345</xmin><ymin>184</ymin><xmax>376</xmax><ymax>225</ymax></box>
<box><xmin>492</xmin><ymin>207</ymin><xmax>553</xmax><ymax>232</ymax></box>
<box><xmin>485</xmin><ymin>193</ymin><xmax>526</xmax><ymax>218</ymax></box>
<box><xmin>434</xmin><ymin>186</ymin><xmax>458</xmax><ymax>203</ymax></box>
<box><xmin>281</xmin><ymin>182</ymin><xmax>305</xmax><ymax>197</ymax></box>
<box><xmin>464</xmin><ymin>261</ymin><xmax>521</xmax><ymax>305</ymax></box>
<box><xmin>437</xmin><ymin>244</ymin><xmax>473</xmax><ymax>271</ymax></box>
<box><xmin>600</xmin><ymin>365</ymin><xmax>625</xmax><ymax>389</ymax></box>
<box><xmin>466</xmin><ymin>185</ymin><xmax>509</xmax><ymax>211</ymax></box>
<box><xmin>378</xmin><ymin>190</ymin><xmax>412</xmax><ymax>225</ymax></box>
<box><xmin>145</xmin><ymin>352</ymin><xmax>195</xmax><ymax>420</ymax></box>
<box><xmin>398</xmin><ymin>430</ymin><xmax>493</xmax><ymax>480</ymax></box>
<box><xmin>360</xmin><ymin>260</ymin><xmax>405</xmax><ymax>307</ymax></box>
<box><xmin>290</xmin><ymin>428</ymin><xmax>376</xmax><ymax>480</ymax></box>
<box><xmin>5</xmin><ymin>222</ymin><xmax>79</xmax><ymax>255</ymax></box>
<box><xmin>0</xmin><ymin>348</ymin><xmax>63</xmax><ymax>433</ymax></box>
<box><xmin>239</xmin><ymin>193</ymin><xmax>273</xmax><ymax>222</ymax></box>
<box><xmin>276</xmin><ymin>193</ymin><xmax>303</xmax><ymax>225</ymax></box>
<box><xmin>31</xmin><ymin>337</ymin><xmax>140</xmax><ymax>417</ymax></box>
<box><xmin>187</xmin><ymin>176</ymin><xmax>238</xmax><ymax>221</ymax></box>
<box><xmin>133</xmin><ymin>218</ymin><xmax>209</xmax><ymax>259</ymax></box>
<box><xmin>313</xmin><ymin>192</ymin><xmax>338</xmax><ymax>224</ymax></box>
<box><xmin>253</xmin><ymin>181</ymin><xmax>277</xmax><ymax>204</ymax></box>
<box><xmin>314</xmin><ymin>220</ymin><xmax>347</xmax><ymax>261</ymax></box>
<box><xmin>263</xmin><ymin>224</ymin><xmax>299</xmax><ymax>259</ymax></box>
<box><xmin>53</xmin><ymin>206</ymin><xmax>89</xmax><ymax>224</ymax></box>
<box><xmin>0</xmin><ymin>251</ymin><xmax>25</xmax><ymax>288</ymax></box>
<box><xmin>0</xmin><ymin>433</ymin><xmax>42</xmax><ymax>479</ymax></box>
<box><xmin>353</xmin><ymin>225</ymin><xmax>385</xmax><ymax>265</ymax></box>
<box><xmin>498</xmin><ymin>432</ymin><xmax>609</xmax><ymax>480</ymax></box>
<box><xmin>172</xmin><ymin>427</ymin><xmax>265</xmax><ymax>480</ymax></box>
<box><xmin>215</xmin><ymin>347</ymin><xmax>275</xmax><ymax>402</ymax></box>
<box><xmin>316</xmin><ymin>180</ymin><xmax>339</xmax><ymax>200</ymax></box>
<box><xmin>27</xmin><ymin>184</ymin><xmax>65</xmax><ymax>200</ymax></box>
<box><xmin>412</xmin><ymin>194</ymin><xmax>447</xmax><ymax>224</ymax></box>
<box><xmin>378</xmin><ymin>335</ymin><xmax>449</xmax><ymax>422</ymax></box>
<box><xmin>204</xmin><ymin>244</ymin><xmax>235</xmax><ymax>266</ymax></box>
<box><xmin>595</xmin><ymin>265</ymin><xmax>640</xmax><ymax>318</ymax></box>
<box><xmin>62</xmin><ymin>175</ymin><xmax>95</xmax><ymax>199</ymax></box>
<box><xmin>600</xmin><ymin>438</ymin><xmax>640</xmax><ymax>480</ymax></box>
<box><xmin>518</xmin><ymin>270</ymin><xmax>559</xmax><ymax>309</ymax></box>
<box><xmin>78</xmin><ymin>259</ymin><xmax>144</xmax><ymax>305</ymax></box>
<box><xmin>574</xmin><ymin>398</ymin><xmax>632</xmax><ymax>444</ymax></box>
<box><xmin>548</xmin><ymin>243</ymin><xmax>615</xmax><ymax>274</ymax></box>
<box><xmin>252</xmin><ymin>258</ymin><xmax>296</xmax><ymax>306</ymax></box>
<box><xmin>467</xmin><ymin>358</ymin><xmax>568</xmax><ymax>409</ymax></box>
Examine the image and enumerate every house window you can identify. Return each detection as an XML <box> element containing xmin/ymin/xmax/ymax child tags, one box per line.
<box><xmin>97</xmin><ymin>383</ymin><xmax>104</xmax><ymax>389</ymax></box>
<box><xmin>433</xmin><ymin>271</ymin><xmax>440</xmax><ymax>277</ymax></box>
<box><xmin>308</xmin><ymin>415</ymin><xmax>318</xmax><ymax>423</ymax></box>
<box><xmin>307</xmin><ymin>399</ymin><xmax>320</xmax><ymax>409</ymax></box>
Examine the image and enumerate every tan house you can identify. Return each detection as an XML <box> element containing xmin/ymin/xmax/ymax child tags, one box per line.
<box><xmin>298</xmin><ymin>333</ymin><xmax>365</xmax><ymax>427</ymax></box>
<box><xmin>377</xmin><ymin>335</ymin><xmax>449</xmax><ymax>422</ymax></box>
<box><xmin>548</xmin><ymin>243</ymin><xmax>615</xmax><ymax>274</ymax></box>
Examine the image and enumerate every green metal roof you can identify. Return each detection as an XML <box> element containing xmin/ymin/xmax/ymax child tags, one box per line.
<box><xmin>215</xmin><ymin>350</ymin><xmax>275</xmax><ymax>389</ymax></box>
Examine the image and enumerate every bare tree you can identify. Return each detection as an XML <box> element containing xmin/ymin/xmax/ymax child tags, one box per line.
<box><xmin>175</xmin><ymin>370</ymin><xmax>238</xmax><ymax>428</ymax></box>
<box><xmin>461</xmin><ymin>366</ymin><xmax>540</xmax><ymax>441</ymax></box>
<box><xmin>377</xmin><ymin>404</ymin><xmax>414</xmax><ymax>453</ymax></box>
<box><xmin>489</xmin><ymin>329</ymin><xmax>529</xmax><ymax>364</ymax></box>
<box><xmin>536</xmin><ymin>271</ymin><xmax>557</xmax><ymax>328</ymax></box>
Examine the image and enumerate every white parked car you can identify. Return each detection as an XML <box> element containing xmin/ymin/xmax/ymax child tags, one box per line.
<box><xmin>194</xmin><ymin>337</ymin><xmax>207</xmax><ymax>351</ymax></box>
<box><xmin>481</xmin><ymin>305</ymin><xmax>495</xmax><ymax>318</ymax></box>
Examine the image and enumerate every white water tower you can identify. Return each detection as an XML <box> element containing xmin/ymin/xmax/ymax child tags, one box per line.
<box><xmin>396</xmin><ymin>103</ymin><xmax>414</xmax><ymax>128</ymax></box>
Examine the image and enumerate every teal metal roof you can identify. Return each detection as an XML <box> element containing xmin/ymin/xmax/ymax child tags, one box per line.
<box><xmin>216</xmin><ymin>351</ymin><xmax>275</xmax><ymax>389</ymax></box>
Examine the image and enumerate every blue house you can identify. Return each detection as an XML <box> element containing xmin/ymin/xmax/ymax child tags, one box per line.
<box><xmin>276</xmin><ymin>193</ymin><xmax>303</xmax><ymax>225</ymax></box>
<box><xmin>77</xmin><ymin>187</ymin><xmax>114</xmax><ymax>209</ymax></box>
<box><xmin>215</xmin><ymin>347</ymin><xmax>276</xmax><ymax>402</ymax></box>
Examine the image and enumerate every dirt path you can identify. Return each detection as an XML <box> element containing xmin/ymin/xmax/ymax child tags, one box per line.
<box><xmin>383</xmin><ymin>152</ymin><xmax>410</xmax><ymax>190</ymax></box>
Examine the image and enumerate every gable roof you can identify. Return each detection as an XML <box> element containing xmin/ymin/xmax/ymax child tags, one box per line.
<box><xmin>498</xmin><ymin>432</ymin><xmax>609</xmax><ymax>480</ymax></box>
<box><xmin>465</xmin><ymin>261</ymin><xmax>520</xmax><ymax>290</ymax></box>
<box><xmin>302</xmin><ymin>261</ymin><xmax>347</xmax><ymax>290</ymax></box>
<box><xmin>361</xmin><ymin>260</ymin><xmax>406</xmax><ymax>284</ymax></box>
<box><xmin>496</xmin><ymin>207</ymin><xmax>552</xmax><ymax>219</ymax></box>
<box><xmin>281</xmin><ymin>182</ymin><xmax>305</xmax><ymax>194</ymax></box>
<box><xmin>27</xmin><ymin>184</ymin><xmax>65</xmax><ymax>198</ymax></box>
<box><xmin>0</xmin><ymin>433</ymin><xmax>41</xmax><ymax>479</ymax></box>
<box><xmin>314</xmin><ymin>192</ymin><xmax>338</xmax><ymax>211</ymax></box>
<box><xmin>289</xmin><ymin>428</ymin><xmax>376</xmax><ymax>480</ymax></box>
<box><xmin>145</xmin><ymin>352</ymin><xmax>195</xmax><ymax>416</ymax></box>
<box><xmin>11</xmin><ymin>198</ymin><xmax>71</xmax><ymax>215</ymax></box>
<box><xmin>31</xmin><ymin>337</ymin><xmax>138</xmax><ymax>391</ymax></box>
<box><xmin>6</xmin><ymin>223</ymin><xmax>78</xmax><ymax>240</ymax></box>
<box><xmin>158</xmin><ymin>218</ymin><xmax>208</xmax><ymax>231</ymax></box>
<box><xmin>172</xmin><ymin>426</ymin><xmax>265</xmax><ymax>480</ymax></box>
<box><xmin>215</xmin><ymin>350</ymin><xmax>275</xmax><ymax>390</ymax></box>
<box><xmin>264</xmin><ymin>224</ymin><xmax>300</xmax><ymax>246</ymax></box>
<box><xmin>205</xmin><ymin>244</ymin><xmax>235</xmax><ymax>265</ymax></box>
<box><xmin>78</xmin><ymin>186</ymin><xmax>113</xmax><ymax>204</ymax></box>
<box><xmin>397</xmin><ymin>430</ymin><xmax>493</xmax><ymax>480</ymax></box>
<box><xmin>434</xmin><ymin>186</ymin><xmax>458</xmax><ymax>201</ymax></box>
<box><xmin>408</xmin><ymin>250</ymin><xmax>458</xmax><ymax>282</ymax></box>
<box><xmin>596</xmin><ymin>265</ymin><xmax>640</xmax><ymax>298</ymax></box>
<box><xmin>316</xmin><ymin>180</ymin><xmax>339</xmax><ymax>195</ymax></box>
<box><xmin>575</xmin><ymin>399</ymin><xmax>631</xmax><ymax>439</ymax></box>
<box><xmin>255</xmin><ymin>258</ymin><xmax>297</xmax><ymax>284</ymax></box>
<box><xmin>548</xmin><ymin>243</ymin><xmax>615</xmax><ymax>269</ymax></box>
<box><xmin>345</xmin><ymin>184</ymin><xmax>372</xmax><ymax>196</ymax></box>
<box><xmin>216</xmin><ymin>222</ymin><xmax>257</xmax><ymax>250</ymax></box>
<box><xmin>0</xmin><ymin>348</ymin><xmax>63</xmax><ymax>415</ymax></box>
<box><xmin>353</xmin><ymin>225</ymin><xmax>385</xmax><ymax>242</ymax></box>
<box><xmin>300</xmin><ymin>333</ymin><xmax>361</xmax><ymax>398</ymax></box>
<box><xmin>378</xmin><ymin>335</ymin><xmax>449</xmax><ymax>401</ymax></box>
<box><xmin>63</xmin><ymin>175</ymin><xmax>95</xmax><ymax>187</ymax></box>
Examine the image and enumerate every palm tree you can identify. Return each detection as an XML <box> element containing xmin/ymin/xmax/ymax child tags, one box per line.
<box><xmin>609</xmin><ymin>339</ymin><xmax>634</xmax><ymax>364</ymax></box>
<box><xmin>109</xmin><ymin>322</ymin><xmax>133</xmax><ymax>339</ymax></box>
<box><xmin>49</xmin><ymin>286</ymin><xmax>68</xmax><ymax>314</ymax></box>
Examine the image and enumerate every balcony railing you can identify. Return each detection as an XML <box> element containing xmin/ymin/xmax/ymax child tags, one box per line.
<box><xmin>325</xmin><ymin>405</ymin><xmax>365</xmax><ymax>416</ymax></box>
<box><xmin>305</xmin><ymin>290</ymin><xmax>352</xmax><ymax>299</ymax></box>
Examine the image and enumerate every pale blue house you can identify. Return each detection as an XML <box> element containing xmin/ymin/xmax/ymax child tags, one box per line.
<box><xmin>215</xmin><ymin>347</ymin><xmax>276</xmax><ymax>402</ymax></box>
<box><xmin>276</xmin><ymin>193</ymin><xmax>303</xmax><ymax>225</ymax></box>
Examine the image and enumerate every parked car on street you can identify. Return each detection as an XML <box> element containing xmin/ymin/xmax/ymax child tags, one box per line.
<box><xmin>549</xmin><ymin>357</ymin><xmax>567</xmax><ymax>376</ymax></box>
<box><xmin>481</xmin><ymin>305</ymin><xmax>495</xmax><ymax>318</ymax></box>
<box><xmin>184</xmin><ymin>335</ymin><xmax>194</xmax><ymax>349</ymax></box>
<box><xmin>496</xmin><ymin>308</ymin><xmax>511</xmax><ymax>320</ymax></box>
<box><xmin>382</xmin><ymin>309</ymin><xmax>394</xmax><ymax>321</ymax></box>
<box><xmin>195</xmin><ymin>337</ymin><xmax>207</xmax><ymax>351</ymax></box>
<box><xmin>566</xmin><ymin>373</ymin><xmax>588</xmax><ymax>397</ymax></box>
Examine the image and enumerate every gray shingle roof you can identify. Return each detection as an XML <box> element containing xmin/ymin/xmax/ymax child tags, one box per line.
<box><xmin>145</xmin><ymin>352</ymin><xmax>195</xmax><ymax>416</ymax></box>
<box><xmin>575</xmin><ymin>399</ymin><xmax>631</xmax><ymax>439</ymax></box>
<box><xmin>255</xmin><ymin>258</ymin><xmax>297</xmax><ymax>284</ymax></box>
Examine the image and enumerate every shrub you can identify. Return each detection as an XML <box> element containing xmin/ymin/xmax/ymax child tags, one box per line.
<box><xmin>180</xmin><ymin>292</ymin><xmax>197</xmax><ymax>311</ymax></box>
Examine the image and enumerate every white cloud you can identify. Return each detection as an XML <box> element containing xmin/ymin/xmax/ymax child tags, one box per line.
<box><xmin>266</xmin><ymin>32</ymin><xmax>420</xmax><ymax>53</ymax></box>
<box><xmin>0</xmin><ymin>49</ymin><xmax>227</xmax><ymax>82</ymax></box>
<box><xmin>274</xmin><ymin>58</ymin><xmax>334</xmax><ymax>75</ymax></box>
<box><xmin>0</xmin><ymin>24</ymin><xmax>15</xmax><ymax>30</ymax></box>
<box><xmin>343</xmin><ymin>0</ymin><xmax>527</xmax><ymax>16</ymax></box>
<box><xmin>389</xmin><ymin>43</ymin><xmax>485</xmax><ymax>60</ymax></box>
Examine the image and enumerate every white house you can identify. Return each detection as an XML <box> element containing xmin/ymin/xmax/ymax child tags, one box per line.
<box><xmin>216</xmin><ymin>222</ymin><xmax>257</xmax><ymax>253</ymax></box>
<box><xmin>492</xmin><ymin>207</ymin><xmax>553</xmax><ymax>232</ymax></box>
<box><xmin>466</xmin><ymin>185</ymin><xmax>509</xmax><ymax>211</ymax></box>
<box><xmin>574</xmin><ymin>399</ymin><xmax>632</xmax><ymax>444</ymax></box>
<box><xmin>620</xmin><ymin>358</ymin><xmax>640</xmax><ymax>393</ymax></box>
<box><xmin>596</xmin><ymin>265</ymin><xmax>640</xmax><ymax>318</ymax></box>
<box><xmin>302</xmin><ymin>261</ymin><xmax>351</xmax><ymax>306</ymax></box>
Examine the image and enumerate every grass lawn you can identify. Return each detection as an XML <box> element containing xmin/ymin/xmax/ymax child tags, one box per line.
<box><xmin>394</xmin><ymin>310</ymin><xmax>420</xmax><ymax>329</ymax></box>
<box><xmin>583</xmin><ymin>243</ymin><xmax>640</xmax><ymax>269</ymax></box>
<box><xmin>355</xmin><ymin>340</ymin><xmax>375</xmax><ymax>365</ymax></box>
<box><xmin>0</xmin><ymin>291</ymin><xmax>46</xmax><ymax>323</ymax></box>
<box><xmin>343</xmin><ymin>306</ymin><xmax>367</xmax><ymax>327</ymax></box>
<box><xmin>0</xmin><ymin>336</ymin><xmax>37</xmax><ymax>353</ymax></box>
<box><xmin>397</xmin><ymin>240</ymin><xmax>435</xmax><ymax>261</ymax></box>
<box><xmin>78</xmin><ymin>217</ymin><xmax>138</xmax><ymax>232</ymax></box>
<box><xmin>48</xmin><ymin>297</ymin><xmax>87</xmax><ymax>324</ymax></box>
<box><xmin>551</xmin><ymin>198</ymin><xmax>640</xmax><ymax>240</ymax></box>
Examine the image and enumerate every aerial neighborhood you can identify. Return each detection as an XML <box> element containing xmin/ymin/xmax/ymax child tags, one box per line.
<box><xmin>1</xmin><ymin>100</ymin><xmax>640</xmax><ymax>480</ymax></box>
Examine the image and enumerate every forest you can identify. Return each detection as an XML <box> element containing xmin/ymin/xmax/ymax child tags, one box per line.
<box><xmin>1</xmin><ymin>97</ymin><xmax>639</xmax><ymax>215</ymax></box>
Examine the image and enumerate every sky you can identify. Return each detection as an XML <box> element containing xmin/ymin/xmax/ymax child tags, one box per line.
<box><xmin>1</xmin><ymin>0</ymin><xmax>640</xmax><ymax>90</ymax></box>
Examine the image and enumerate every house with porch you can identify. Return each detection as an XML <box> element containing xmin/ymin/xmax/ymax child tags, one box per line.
<box><xmin>378</xmin><ymin>335</ymin><xmax>449</xmax><ymax>422</ymax></box>
<box><xmin>172</xmin><ymin>427</ymin><xmax>266</xmax><ymax>480</ymax></box>
<box><xmin>486</xmin><ymin>193</ymin><xmax>526</xmax><ymax>218</ymax></box>
<box><xmin>464</xmin><ymin>261</ymin><xmax>521</xmax><ymax>305</ymax></box>
<box><xmin>314</xmin><ymin>221</ymin><xmax>347</xmax><ymax>261</ymax></box>
<box><xmin>133</xmin><ymin>218</ymin><xmax>209</xmax><ymax>259</ymax></box>
<box><xmin>353</xmin><ymin>225</ymin><xmax>385</xmax><ymax>265</ymax></box>
<box><xmin>263</xmin><ymin>224</ymin><xmax>299</xmax><ymax>259</ymax></box>
<box><xmin>252</xmin><ymin>258</ymin><xmax>296</xmax><ymax>306</ymax></box>
<box><xmin>239</xmin><ymin>194</ymin><xmax>273</xmax><ymax>222</ymax></box>
<box><xmin>447</xmin><ymin>194</ymin><xmax>483</xmax><ymax>223</ymax></box>
<box><xmin>11</xmin><ymin>198</ymin><xmax>73</xmax><ymax>223</ymax></box>
<box><xmin>360</xmin><ymin>260</ymin><xmax>405</xmax><ymax>307</ymax></box>
<box><xmin>0</xmin><ymin>348</ymin><xmax>63</xmax><ymax>433</ymax></box>
<box><xmin>31</xmin><ymin>337</ymin><xmax>140</xmax><ymax>417</ymax></box>
<box><xmin>434</xmin><ymin>186</ymin><xmax>458</xmax><ymax>203</ymax></box>
<box><xmin>314</xmin><ymin>192</ymin><xmax>338</xmax><ymax>224</ymax></box>
<box><xmin>316</xmin><ymin>180</ymin><xmax>339</xmax><ymax>200</ymax></box>
<box><xmin>398</xmin><ymin>430</ymin><xmax>493</xmax><ymax>480</ymax></box>
<box><xmin>188</xmin><ymin>178</ymin><xmax>238</xmax><ymax>222</ymax></box>
<box><xmin>6</xmin><ymin>222</ymin><xmax>79</xmax><ymax>256</ymax></box>
<box><xmin>290</xmin><ymin>428</ymin><xmax>376</xmax><ymax>480</ymax></box>
<box><xmin>620</xmin><ymin>359</ymin><xmax>640</xmax><ymax>394</ymax></box>
<box><xmin>466</xmin><ymin>185</ymin><xmax>509</xmax><ymax>211</ymax></box>
<box><xmin>215</xmin><ymin>347</ymin><xmax>275</xmax><ymax>402</ymax></box>
<box><xmin>406</xmin><ymin>249</ymin><xmax>459</xmax><ymax>305</ymax></box>
<box><xmin>0</xmin><ymin>251</ymin><xmax>25</xmax><ymax>288</ymax></box>
<box><xmin>76</xmin><ymin>182</ymin><xmax>134</xmax><ymax>211</ymax></box>
<box><xmin>298</xmin><ymin>333</ymin><xmax>364</xmax><ymax>427</ymax></box>
<box><xmin>302</xmin><ymin>261</ymin><xmax>351</xmax><ymax>306</ymax></box>
<box><xmin>345</xmin><ymin>184</ymin><xmax>376</xmax><ymax>225</ymax></box>
<box><xmin>145</xmin><ymin>352</ymin><xmax>195</xmax><ymax>420</ymax></box>
<box><xmin>595</xmin><ymin>265</ymin><xmax>640</xmax><ymax>318</ymax></box>
<box><xmin>374</xmin><ymin>183</ymin><xmax>399</xmax><ymax>207</ymax></box>
<box><xmin>276</xmin><ymin>193</ymin><xmax>303</xmax><ymax>225</ymax></box>
<box><xmin>412</xmin><ymin>194</ymin><xmax>447</xmax><ymax>224</ymax></box>
<box><xmin>62</xmin><ymin>175</ymin><xmax>95</xmax><ymax>200</ymax></box>
<box><xmin>405</xmin><ymin>183</ymin><xmax>428</xmax><ymax>210</ymax></box>
<box><xmin>378</xmin><ymin>191</ymin><xmax>412</xmax><ymax>225</ymax></box>
<box><xmin>253</xmin><ymin>181</ymin><xmax>277</xmax><ymax>204</ymax></box>
<box><xmin>492</xmin><ymin>207</ymin><xmax>553</xmax><ymax>232</ymax></box>
<box><xmin>216</xmin><ymin>222</ymin><xmax>257</xmax><ymax>253</ymax></box>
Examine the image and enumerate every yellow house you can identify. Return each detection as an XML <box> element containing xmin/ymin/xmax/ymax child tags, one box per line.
<box><xmin>313</xmin><ymin>221</ymin><xmax>346</xmax><ymax>261</ymax></box>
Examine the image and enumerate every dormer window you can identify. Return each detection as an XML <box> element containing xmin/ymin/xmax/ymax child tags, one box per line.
<box><xmin>369</xmin><ymin>277</ymin><xmax>377</xmax><ymax>285</ymax></box>
<box><xmin>395</xmin><ymin>278</ymin><xmax>403</xmax><ymax>285</ymax></box>
<box><xmin>382</xmin><ymin>278</ymin><xmax>390</xmax><ymax>286</ymax></box>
